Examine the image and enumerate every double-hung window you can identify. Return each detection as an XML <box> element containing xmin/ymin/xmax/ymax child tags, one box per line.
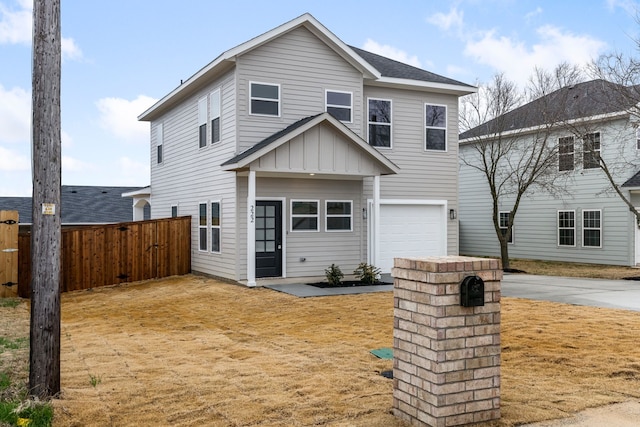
<box><xmin>211</xmin><ymin>201</ymin><xmax>221</xmax><ymax>253</ymax></box>
<box><xmin>558</xmin><ymin>136</ymin><xmax>574</xmax><ymax>171</ymax></box>
<box><xmin>326</xmin><ymin>201</ymin><xmax>352</xmax><ymax>232</ymax></box>
<box><xmin>156</xmin><ymin>123</ymin><xmax>163</xmax><ymax>164</ymax></box>
<box><xmin>198</xmin><ymin>97</ymin><xmax>207</xmax><ymax>148</ymax></box>
<box><xmin>583</xmin><ymin>209</ymin><xmax>601</xmax><ymax>248</ymax></box>
<box><xmin>636</xmin><ymin>128</ymin><xmax>640</xmax><ymax>150</ymax></box>
<box><xmin>250</xmin><ymin>82</ymin><xmax>280</xmax><ymax>116</ymax></box>
<box><xmin>210</xmin><ymin>89</ymin><xmax>221</xmax><ymax>144</ymax></box>
<box><xmin>368</xmin><ymin>98</ymin><xmax>391</xmax><ymax>148</ymax></box>
<box><xmin>558</xmin><ymin>210</ymin><xmax>575</xmax><ymax>247</ymax></box>
<box><xmin>499</xmin><ymin>211</ymin><xmax>513</xmax><ymax>244</ymax></box>
<box><xmin>171</xmin><ymin>205</ymin><xmax>178</xmax><ymax>218</ymax></box>
<box><xmin>199</xmin><ymin>203</ymin><xmax>207</xmax><ymax>251</ymax></box>
<box><xmin>425</xmin><ymin>104</ymin><xmax>447</xmax><ymax>151</ymax></box>
<box><xmin>291</xmin><ymin>200</ymin><xmax>319</xmax><ymax>232</ymax></box>
<box><xmin>326</xmin><ymin>90</ymin><xmax>352</xmax><ymax>122</ymax></box>
<box><xmin>583</xmin><ymin>132</ymin><xmax>600</xmax><ymax>169</ymax></box>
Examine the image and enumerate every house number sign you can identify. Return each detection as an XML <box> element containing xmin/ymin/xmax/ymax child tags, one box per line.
<box><xmin>249</xmin><ymin>204</ymin><xmax>254</xmax><ymax>224</ymax></box>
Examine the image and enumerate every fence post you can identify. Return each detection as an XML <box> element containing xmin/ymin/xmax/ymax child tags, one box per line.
<box><xmin>0</xmin><ymin>210</ymin><xmax>19</xmax><ymax>298</ymax></box>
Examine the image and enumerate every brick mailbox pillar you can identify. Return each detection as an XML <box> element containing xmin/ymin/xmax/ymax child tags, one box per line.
<box><xmin>391</xmin><ymin>256</ymin><xmax>502</xmax><ymax>427</ymax></box>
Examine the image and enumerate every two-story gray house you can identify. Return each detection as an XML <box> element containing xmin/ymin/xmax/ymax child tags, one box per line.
<box><xmin>459</xmin><ymin>79</ymin><xmax>640</xmax><ymax>267</ymax></box>
<box><xmin>138</xmin><ymin>14</ymin><xmax>475</xmax><ymax>285</ymax></box>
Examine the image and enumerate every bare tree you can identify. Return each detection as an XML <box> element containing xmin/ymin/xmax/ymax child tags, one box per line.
<box><xmin>30</xmin><ymin>0</ymin><xmax>61</xmax><ymax>398</ymax></box>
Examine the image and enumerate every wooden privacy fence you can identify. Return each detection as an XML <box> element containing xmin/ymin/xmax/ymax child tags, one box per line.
<box><xmin>1</xmin><ymin>211</ymin><xmax>19</xmax><ymax>298</ymax></box>
<box><xmin>18</xmin><ymin>216</ymin><xmax>191</xmax><ymax>298</ymax></box>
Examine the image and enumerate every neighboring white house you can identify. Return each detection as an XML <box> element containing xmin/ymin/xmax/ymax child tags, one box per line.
<box><xmin>459</xmin><ymin>79</ymin><xmax>640</xmax><ymax>267</ymax></box>
<box><xmin>138</xmin><ymin>13</ymin><xmax>475</xmax><ymax>285</ymax></box>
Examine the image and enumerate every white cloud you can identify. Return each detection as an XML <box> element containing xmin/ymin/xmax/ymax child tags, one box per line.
<box><xmin>96</xmin><ymin>95</ymin><xmax>157</xmax><ymax>143</ymax></box>
<box><xmin>62</xmin><ymin>155</ymin><xmax>92</xmax><ymax>172</ymax></box>
<box><xmin>525</xmin><ymin>7</ymin><xmax>543</xmax><ymax>21</ymax></box>
<box><xmin>0</xmin><ymin>146</ymin><xmax>29</xmax><ymax>171</ymax></box>
<box><xmin>427</xmin><ymin>7</ymin><xmax>464</xmax><ymax>32</ymax></box>
<box><xmin>115</xmin><ymin>156</ymin><xmax>150</xmax><ymax>185</ymax></box>
<box><xmin>62</xmin><ymin>36</ymin><xmax>82</xmax><ymax>61</ymax></box>
<box><xmin>606</xmin><ymin>0</ymin><xmax>638</xmax><ymax>14</ymax></box>
<box><xmin>0</xmin><ymin>84</ymin><xmax>30</xmax><ymax>143</ymax></box>
<box><xmin>362</xmin><ymin>39</ymin><xmax>422</xmax><ymax>68</ymax></box>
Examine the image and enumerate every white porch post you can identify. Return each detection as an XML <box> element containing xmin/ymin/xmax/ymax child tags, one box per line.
<box><xmin>247</xmin><ymin>171</ymin><xmax>256</xmax><ymax>287</ymax></box>
<box><xmin>373</xmin><ymin>175</ymin><xmax>380</xmax><ymax>268</ymax></box>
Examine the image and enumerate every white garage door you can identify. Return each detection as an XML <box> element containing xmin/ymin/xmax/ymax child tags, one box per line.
<box><xmin>378</xmin><ymin>204</ymin><xmax>446</xmax><ymax>273</ymax></box>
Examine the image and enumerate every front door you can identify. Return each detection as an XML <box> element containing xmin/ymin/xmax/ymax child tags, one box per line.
<box><xmin>255</xmin><ymin>200</ymin><xmax>282</xmax><ymax>278</ymax></box>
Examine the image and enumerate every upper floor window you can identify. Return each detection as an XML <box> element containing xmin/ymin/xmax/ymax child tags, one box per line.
<box><xmin>210</xmin><ymin>89</ymin><xmax>221</xmax><ymax>144</ymax></box>
<box><xmin>198</xmin><ymin>97</ymin><xmax>207</xmax><ymax>148</ymax></box>
<box><xmin>326</xmin><ymin>201</ymin><xmax>352</xmax><ymax>232</ymax></box>
<box><xmin>558</xmin><ymin>210</ymin><xmax>575</xmax><ymax>247</ymax></box>
<box><xmin>583</xmin><ymin>209</ymin><xmax>601</xmax><ymax>248</ymax></box>
<box><xmin>558</xmin><ymin>136</ymin><xmax>574</xmax><ymax>171</ymax></box>
<box><xmin>326</xmin><ymin>90</ymin><xmax>352</xmax><ymax>122</ymax></box>
<box><xmin>250</xmin><ymin>82</ymin><xmax>280</xmax><ymax>116</ymax></box>
<box><xmin>499</xmin><ymin>211</ymin><xmax>513</xmax><ymax>244</ymax></box>
<box><xmin>171</xmin><ymin>205</ymin><xmax>178</xmax><ymax>218</ymax></box>
<box><xmin>583</xmin><ymin>132</ymin><xmax>600</xmax><ymax>169</ymax></box>
<box><xmin>291</xmin><ymin>200</ymin><xmax>319</xmax><ymax>232</ymax></box>
<box><xmin>156</xmin><ymin>123</ymin><xmax>164</xmax><ymax>164</ymax></box>
<box><xmin>368</xmin><ymin>98</ymin><xmax>391</xmax><ymax>148</ymax></box>
<box><xmin>425</xmin><ymin>104</ymin><xmax>447</xmax><ymax>151</ymax></box>
<box><xmin>636</xmin><ymin>128</ymin><xmax>640</xmax><ymax>150</ymax></box>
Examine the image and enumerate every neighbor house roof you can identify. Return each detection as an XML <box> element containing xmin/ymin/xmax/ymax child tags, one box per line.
<box><xmin>0</xmin><ymin>185</ymin><xmax>146</xmax><ymax>224</ymax></box>
<box><xmin>622</xmin><ymin>170</ymin><xmax>640</xmax><ymax>188</ymax></box>
<box><xmin>460</xmin><ymin>79</ymin><xmax>639</xmax><ymax>141</ymax></box>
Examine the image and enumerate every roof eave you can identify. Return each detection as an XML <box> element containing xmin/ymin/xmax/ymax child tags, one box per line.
<box><xmin>367</xmin><ymin>77</ymin><xmax>477</xmax><ymax>96</ymax></box>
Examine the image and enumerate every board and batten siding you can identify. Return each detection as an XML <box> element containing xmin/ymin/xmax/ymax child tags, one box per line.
<box><xmin>459</xmin><ymin>118</ymin><xmax>639</xmax><ymax>266</ymax></box>
<box><xmin>235</xmin><ymin>26</ymin><xmax>363</xmax><ymax>153</ymax></box>
<box><xmin>149</xmin><ymin>70</ymin><xmax>239</xmax><ymax>280</ymax></box>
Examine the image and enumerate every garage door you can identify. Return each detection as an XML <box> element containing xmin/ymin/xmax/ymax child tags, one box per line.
<box><xmin>378</xmin><ymin>204</ymin><xmax>446</xmax><ymax>273</ymax></box>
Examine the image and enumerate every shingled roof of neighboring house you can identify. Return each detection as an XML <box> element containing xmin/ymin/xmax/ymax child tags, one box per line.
<box><xmin>622</xmin><ymin>170</ymin><xmax>640</xmax><ymax>188</ymax></box>
<box><xmin>0</xmin><ymin>185</ymin><xmax>146</xmax><ymax>224</ymax></box>
<box><xmin>460</xmin><ymin>79</ymin><xmax>640</xmax><ymax>140</ymax></box>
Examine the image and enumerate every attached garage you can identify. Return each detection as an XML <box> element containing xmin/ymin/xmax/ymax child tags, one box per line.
<box><xmin>375</xmin><ymin>201</ymin><xmax>447</xmax><ymax>273</ymax></box>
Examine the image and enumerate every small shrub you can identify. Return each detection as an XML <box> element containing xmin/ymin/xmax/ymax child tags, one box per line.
<box><xmin>89</xmin><ymin>374</ymin><xmax>102</xmax><ymax>388</ymax></box>
<box><xmin>354</xmin><ymin>262</ymin><xmax>381</xmax><ymax>285</ymax></box>
<box><xmin>0</xmin><ymin>299</ymin><xmax>20</xmax><ymax>309</ymax></box>
<box><xmin>324</xmin><ymin>264</ymin><xmax>344</xmax><ymax>286</ymax></box>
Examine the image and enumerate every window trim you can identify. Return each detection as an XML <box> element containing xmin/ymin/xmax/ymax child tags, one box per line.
<box><xmin>156</xmin><ymin>122</ymin><xmax>164</xmax><ymax>164</ymax></box>
<box><xmin>325</xmin><ymin>200</ymin><xmax>353</xmax><ymax>232</ymax></box>
<box><xmin>210</xmin><ymin>88</ymin><xmax>221</xmax><ymax>144</ymax></box>
<box><xmin>211</xmin><ymin>200</ymin><xmax>221</xmax><ymax>253</ymax></box>
<box><xmin>558</xmin><ymin>136</ymin><xmax>574</xmax><ymax>171</ymax></box>
<box><xmin>326</xmin><ymin>89</ymin><xmax>353</xmax><ymax>123</ymax></box>
<box><xmin>367</xmin><ymin>97</ymin><xmax>392</xmax><ymax>149</ymax></box>
<box><xmin>198</xmin><ymin>202</ymin><xmax>208</xmax><ymax>252</ymax></box>
<box><xmin>250</xmin><ymin>81</ymin><xmax>280</xmax><ymax>117</ymax></box>
<box><xmin>583</xmin><ymin>132</ymin><xmax>601</xmax><ymax>169</ymax></box>
<box><xmin>557</xmin><ymin>210</ymin><xmax>576</xmax><ymax>247</ymax></box>
<box><xmin>636</xmin><ymin>127</ymin><xmax>640</xmax><ymax>150</ymax></box>
<box><xmin>582</xmin><ymin>209</ymin><xmax>602</xmax><ymax>248</ymax></box>
<box><xmin>499</xmin><ymin>211</ymin><xmax>513</xmax><ymax>244</ymax></box>
<box><xmin>290</xmin><ymin>199</ymin><xmax>319</xmax><ymax>232</ymax></box>
<box><xmin>425</xmin><ymin>103</ymin><xmax>447</xmax><ymax>152</ymax></box>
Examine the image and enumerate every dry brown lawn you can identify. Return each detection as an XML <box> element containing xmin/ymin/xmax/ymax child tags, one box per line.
<box><xmin>509</xmin><ymin>259</ymin><xmax>640</xmax><ymax>280</ymax></box>
<box><xmin>2</xmin><ymin>271</ymin><xmax>640</xmax><ymax>426</ymax></box>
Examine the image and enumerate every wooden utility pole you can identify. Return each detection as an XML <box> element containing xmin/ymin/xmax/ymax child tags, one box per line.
<box><xmin>30</xmin><ymin>0</ymin><xmax>62</xmax><ymax>398</ymax></box>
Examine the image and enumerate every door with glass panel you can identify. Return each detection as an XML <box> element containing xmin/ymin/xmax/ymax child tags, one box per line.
<box><xmin>255</xmin><ymin>200</ymin><xmax>282</xmax><ymax>278</ymax></box>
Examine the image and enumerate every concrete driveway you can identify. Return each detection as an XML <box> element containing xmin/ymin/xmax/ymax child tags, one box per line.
<box><xmin>502</xmin><ymin>273</ymin><xmax>640</xmax><ymax>311</ymax></box>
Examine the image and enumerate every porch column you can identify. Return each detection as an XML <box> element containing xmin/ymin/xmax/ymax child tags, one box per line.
<box><xmin>247</xmin><ymin>170</ymin><xmax>256</xmax><ymax>287</ymax></box>
<box><xmin>373</xmin><ymin>175</ymin><xmax>380</xmax><ymax>268</ymax></box>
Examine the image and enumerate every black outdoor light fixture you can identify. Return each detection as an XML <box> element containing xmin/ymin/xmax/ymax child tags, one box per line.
<box><xmin>449</xmin><ymin>209</ymin><xmax>456</xmax><ymax>220</ymax></box>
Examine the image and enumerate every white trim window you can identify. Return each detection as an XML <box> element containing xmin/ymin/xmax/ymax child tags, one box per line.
<box><xmin>368</xmin><ymin>98</ymin><xmax>391</xmax><ymax>148</ymax></box>
<box><xmin>583</xmin><ymin>132</ymin><xmax>601</xmax><ymax>169</ymax></box>
<box><xmin>425</xmin><ymin>103</ymin><xmax>447</xmax><ymax>151</ymax></box>
<box><xmin>156</xmin><ymin>122</ymin><xmax>164</xmax><ymax>164</ymax></box>
<box><xmin>326</xmin><ymin>200</ymin><xmax>352</xmax><ymax>232</ymax></box>
<box><xmin>198</xmin><ymin>203</ymin><xmax>208</xmax><ymax>251</ymax></box>
<box><xmin>558</xmin><ymin>136</ymin><xmax>574</xmax><ymax>171</ymax></box>
<box><xmin>583</xmin><ymin>209</ymin><xmax>602</xmax><ymax>248</ymax></box>
<box><xmin>198</xmin><ymin>96</ymin><xmax>207</xmax><ymax>148</ymax></box>
<box><xmin>210</xmin><ymin>88</ymin><xmax>221</xmax><ymax>144</ymax></box>
<box><xmin>171</xmin><ymin>205</ymin><xmax>178</xmax><ymax>218</ymax></box>
<box><xmin>326</xmin><ymin>90</ymin><xmax>352</xmax><ymax>122</ymax></box>
<box><xmin>211</xmin><ymin>201</ymin><xmax>221</xmax><ymax>253</ymax></box>
<box><xmin>636</xmin><ymin>127</ymin><xmax>640</xmax><ymax>150</ymax></box>
<box><xmin>250</xmin><ymin>82</ymin><xmax>280</xmax><ymax>116</ymax></box>
<box><xmin>558</xmin><ymin>210</ymin><xmax>576</xmax><ymax>247</ymax></box>
<box><xmin>499</xmin><ymin>211</ymin><xmax>513</xmax><ymax>244</ymax></box>
<box><xmin>291</xmin><ymin>200</ymin><xmax>319</xmax><ymax>232</ymax></box>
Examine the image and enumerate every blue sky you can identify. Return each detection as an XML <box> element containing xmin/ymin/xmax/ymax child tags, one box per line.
<box><xmin>1</xmin><ymin>0</ymin><xmax>639</xmax><ymax>196</ymax></box>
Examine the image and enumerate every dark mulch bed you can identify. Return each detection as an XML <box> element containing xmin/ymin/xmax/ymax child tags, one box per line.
<box><xmin>623</xmin><ymin>277</ymin><xmax>640</xmax><ymax>281</ymax></box>
<box><xmin>504</xmin><ymin>268</ymin><xmax>527</xmax><ymax>274</ymax></box>
<box><xmin>308</xmin><ymin>281</ymin><xmax>392</xmax><ymax>288</ymax></box>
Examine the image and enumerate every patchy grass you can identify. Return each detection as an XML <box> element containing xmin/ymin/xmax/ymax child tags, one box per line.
<box><xmin>509</xmin><ymin>258</ymin><xmax>640</xmax><ymax>280</ymax></box>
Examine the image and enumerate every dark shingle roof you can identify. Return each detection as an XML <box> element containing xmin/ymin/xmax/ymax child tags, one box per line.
<box><xmin>0</xmin><ymin>185</ymin><xmax>146</xmax><ymax>224</ymax></box>
<box><xmin>349</xmin><ymin>45</ymin><xmax>473</xmax><ymax>88</ymax></box>
<box><xmin>460</xmin><ymin>79</ymin><xmax>639</xmax><ymax>140</ymax></box>
<box><xmin>622</xmin><ymin>171</ymin><xmax>640</xmax><ymax>188</ymax></box>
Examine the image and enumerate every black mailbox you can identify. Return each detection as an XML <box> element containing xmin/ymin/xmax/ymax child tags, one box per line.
<box><xmin>460</xmin><ymin>275</ymin><xmax>485</xmax><ymax>307</ymax></box>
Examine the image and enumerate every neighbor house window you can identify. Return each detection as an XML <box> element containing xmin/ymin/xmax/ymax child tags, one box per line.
<box><xmin>198</xmin><ymin>97</ymin><xmax>207</xmax><ymax>148</ymax></box>
<box><xmin>425</xmin><ymin>104</ymin><xmax>447</xmax><ymax>151</ymax></box>
<box><xmin>499</xmin><ymin>211</ymin><xmax>513</xmax><ymax>244</ymax></box>
<box><xmin>636</xmin><ymin>127</ymin><xmax>640</xmax><ymax>150</ymax></box>
<box><xmin>291</xmin><ymin>200</ymin><xmax>319</xmax><ymax>231</ymax></box>
<box><xmin>156</xmin><ymin>122</ymin><xmax>163</xmax><ymax>164</ymax></box>
<box><xmin>326</xmin><ymin>90</ymin><xmax>352</xmax><ymax>122</ymax></box>
<box><xmin>558</xmin><ymin>210</ymin><xmax>575</xmax><ymax>247</ymax></box>
<box><xmin>558</xmin><ymin>136</ymin><xmax>574</xmax><ymax>171</ymax></box>
<box><xmin>210</xmin><ymin>89</ymin><xmax>221</xmax><ymax>144</ymax></box>
<box><xmin>211</xmin><ymin>201</ymin><xmax>221</xmax><ymax>253</ymax></box>
<box><xmin>368</xmin><ymin>98</ymin><xmax>391</xmax><ymax>148</ymax></box>
<box><xmin>199</xmin><ymin>203</ymin><xmax>207</xmax><ymax>251</ymax></box>
<box><xmin>171</xmin><ymin>205</ymin><xmax>178</xmax><ymax>218</ymax></box>
<box><xmin>583</xmin><ymin>132</ymin><xmax>600</xmax><ymax>169</ymax></box>
<box><xmin>250</xmin><ymin>82</ymin><xmax>280</xmax><ymax>116</ymax></box>
<box><xmin>326</xmin><ymin>201</ymin><xmax>352</xmax><ymax>232</ymax></box>
<box><xmin>583</xmin><ymin>209</ymin><xmax>602</xmax><ymax>248</ymax></box>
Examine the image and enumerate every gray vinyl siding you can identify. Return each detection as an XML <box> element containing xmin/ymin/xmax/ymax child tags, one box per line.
<box><xmin>235</xmin><ymin>26</ymin><xmax>363</xmax><ymax>153</ymax></box>
<box><xmin>236</xmin><ymin>177</ymin><xmax>365</xmax><ymax>280</ymax></box>
<box><xmin>459</xmin><ymin>117</ymin><xmax>640</xmax><ymax>266</ymax></box>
